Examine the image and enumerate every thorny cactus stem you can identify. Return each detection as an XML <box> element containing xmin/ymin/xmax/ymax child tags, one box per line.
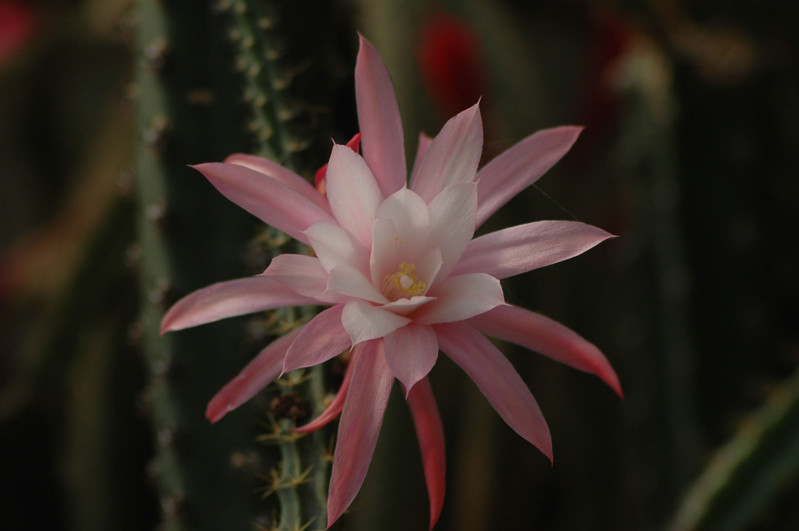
<box><xmin>135</xmin><ymin>0</ymin><xmax>258</xmax><ymax>529</ymax></box>
<box><xmin>221</xmin><ymin>1</ymin><xmax>333</xmax><ymax>529</ymax></box>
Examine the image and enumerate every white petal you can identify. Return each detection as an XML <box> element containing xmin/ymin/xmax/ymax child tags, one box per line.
<box><xmin>415</xmin><ymin>273</ymin><xmax>505</xmax><ymax>324</ymax></box>
<box><xmin>369</xmin><ymin>218</ymin><xmax>401</xmax><ymax>287</ymax></box>
<box><xmin>305</xmin><ymin>221</ymin><xmax>369</xmax><ymax>274</ymax></box>
<box><xmin>326</xmin><ymin>144</ymin><xmax>383</xmax><ymax>247</ymax></box>
<box><xmin>327</xmin><ymin>264</ymin><xmax>388</xmax><ymax>304</ymax></box>
<box><xmin>376</xmin><ymin>187</ymin><xmax>431</xmax><ymax>240</ymax></box>
<box><xmin>342</xmin><ymin>299</ymin><xmax>411</xmax><ymax>345</ymax></box>
<box><xmin>415</xmin><ymin>247</ymin><xmax>444</xmax><ymax>289</ymax></box>
<box><xmin>381</xmin><ymin>295</ymin><xmax>436</xmax><ymax>316</ymax></box>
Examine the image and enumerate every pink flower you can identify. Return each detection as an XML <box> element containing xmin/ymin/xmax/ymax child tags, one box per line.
<box><xmin>161</xmin><ymin>35</ymin><xmax>621</xmax><ymax>529</ymax></box>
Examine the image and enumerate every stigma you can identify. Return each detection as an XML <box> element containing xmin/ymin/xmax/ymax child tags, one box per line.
<box><xmin>383</xmin><ymin>261</ymin><xmax>427</xmax><ymax>300</ymax></box>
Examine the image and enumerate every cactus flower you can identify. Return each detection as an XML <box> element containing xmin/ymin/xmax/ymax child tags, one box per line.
<box><xmin>161</xmin><ymin>34</ymin><xmax>621</xmax><ymax>529</ymax></box>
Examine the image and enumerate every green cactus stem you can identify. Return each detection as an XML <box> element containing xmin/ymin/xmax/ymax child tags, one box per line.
<box><xmin>135</xmin><ymin>0</ymin><xmax>261</xmax><ymax>529</ymax></box>
<box><xmin>219</xmin><ymin>1</ymin><xmax>339</xmax><ymax>528</ymax></box>
<box><xmin>669</xmin><ymin>365</ymin><xmax>799</xmax><ymax>530</ymax></box>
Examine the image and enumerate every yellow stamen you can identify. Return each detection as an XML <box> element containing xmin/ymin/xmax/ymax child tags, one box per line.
<box><xmin>383</xmin><ymin>261</ymin><xmax>427</xmax><ymax>300</ymax></box>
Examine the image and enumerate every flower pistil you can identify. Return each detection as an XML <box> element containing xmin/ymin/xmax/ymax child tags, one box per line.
<box><xmin>383</xmin><ymin>261</ymin><xmax>427</xmax><ymax>300</ymax></box>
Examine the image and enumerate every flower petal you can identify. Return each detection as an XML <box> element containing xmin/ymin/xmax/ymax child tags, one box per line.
<box><xmin>294</xmin><ymin>352</ymin><xmax>355</xmax><ymax>434</ymax></box>
<box><xmin>328</xmin><ymin>339</ymin><xmax>394</xmax><ymax>526</ymax></box>
<box><xmin>410</xmin><ymin>132</ymin><xmax>434</xmax><ymax>181</ymax></box>
<box><xmin>342</xmin><ymin>299</ymin><xmax>411</xmax><ymax>346</ymax></box>
<box><xmin>406</xmin><ymin>377</ymin><xmax>446</xmax><ymax>531</ymax></box>
<box><xmin>415</xmin><ymin>273</ymin><xmax>504</xmax><ymax>325</ymax></box>
<box><xmin>411</xmin><ymin>102</ymin><xmax>483</xmax><ymax>202</ymax></box>
<box><xmin>305</xmin><ymin>221</ymin><xmax>369</xmax><ymax>274</ymax></box>
<box><xmin>325</xmin><ymin>144</ymin><xmax>383</xmax><ymax>247</ymax></box>
<box><xmin>315</xmin><ymin>132</ymin><xmax>362</xmax><ymax>193</ymax></box>
<box><xmin>375</xmin><ymin>187</ymin><xmax>431</xmax><ymax>242</ymax></box>
<box><xmin>264</xmin><ymin>253</ymin><xmax>341</xmax><ymax>303</ymax></box>
<box><xmin>381</xmin><ymin>295</ymin><xmax>436</xmax><ymax>316</ymax></box>
<box><xmin>193</xmin><ymin>162</ymin><xmax>335</xmax><ymax>244</ymax></box>
<box><xmin>435</xmin><ymin>321</ymin><xmax>552</xmax><ymax>460</ymax></box>
<box><xmin>370</xmin><ymin>190</ymin><xmax>432</xmax><ymax>286</ymax></box>
<box><xmin>206</xmin><ymin>325</ymin><xmax>303</xmax><ymax>423</ymax></box>
<box><xmin>474</xmin><ymin>126</ymin><xmax>582</xmax><ymax>227</ymax></box>
<box><xmin>161</xmin><ymin>276</ymin><xmax>318</xmax><ymax>334</ymax></box>
<box><xmin>225</xmin><ymin>153</ymin><xmax>331</xmax><ymax>213</ymax></box>
<box><xmin>282</xmin><ymin>305</ymin><xmax>352</xmax><ymax>374</ymax></box>
<box><xmin>453</xmin><ymin>220</ymin><xmax>615</xmax><ymax>279</ymax></box>
<box><xmin>468</xmin><ymin>305</ymin><xmax>622</xmax><ymax>396</ymax></box>
<box><xmin>384</xmin><ymin>323</ymin><xmax>438</xmax><ymax>395</ymax></box>
<box><xmin>327</xmin><ymin>263</ymin><xmax>388</xmax><ymax>304</ymax></box>
<box><xmin>427</xmin><ymin>182</ymin><xmax>477</xmax><ymax>280</ymax></box>
<box><xmin>355</xmin><ymin>34</ymin><xmax>407</xmax><ymax>197</ymax></box>
<box><xmin>369</xmin><ymin>218</ymin><xmax>402</xmax><ymax>287</ymax></box>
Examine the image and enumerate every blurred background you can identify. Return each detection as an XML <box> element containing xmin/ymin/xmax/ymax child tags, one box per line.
<box><xmin>1</xmin><ymin>0</ymin><xmax>798</xmax><ymax>529</ymax></box>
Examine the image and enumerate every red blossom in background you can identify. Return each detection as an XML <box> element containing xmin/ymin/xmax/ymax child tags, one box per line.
<box><xmin>417</xmin><ymin>13</ymin><xmax>486</xmax><ymax>118</ymax></box>
<box><xmin>0</xmin><ymin>1</ymin><xmax>36</xmax><ymax>67</ymax></box>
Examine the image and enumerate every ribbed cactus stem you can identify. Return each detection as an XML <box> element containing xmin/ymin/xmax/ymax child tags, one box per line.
<box><xmin>135</xmin><ymin>1</ymin><xmax>257</xmax><ymax>529</ymax></box>
<box><xmin>669</xmin><ymin>366</ymin><xmax>799</xmax><ymax>530</ymax></box>
<box><xmin>222</xmin><ymin>0</ymin><xmax>307</xmax><ymax>164</ymax></box>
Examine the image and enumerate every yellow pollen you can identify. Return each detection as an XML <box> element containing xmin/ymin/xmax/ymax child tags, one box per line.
<box><xmin>383</xmin><ymin>261</ymin><xmax>427</xmax><ymax>300</ymax></box>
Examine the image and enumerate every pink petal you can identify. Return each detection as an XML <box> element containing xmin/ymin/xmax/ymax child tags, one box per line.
<box><xmin>406</xmin><ymin>377</ymin><xmax>446</xmax><ymax>531</ymax></box>
<box><xmin>294</xmin><ymin>352</ymin><xmax>355</xmax><ymax>434</ymax></box>
<box><xmin>427</xmin><ymin>182</ymin><xmax>477</xmax><ymax>280</ymax></box>
<box><xmin>282</xmin><ymin>305</ymin><xmax>352</xmax><ymax>374</ymax></box>
<box><xmin>355</xmin><ymin>34</ymin><xmax>407</xmax><ymax>198</ymax></box>
<box><xmin>435</xmin><ymin>321</ymin><xmax>553</xmax><ymax>460</ymax></box>
<box><xmin>206</xmin><ymin>325</ymin><xmax>303</xmax><ymax>423</ymax></box>
<box><xmin>370</xmin><ymin>191</ymin><xmax>432</xmax><ymax>287</ymax></box>
<box><xmin>415</xmin><ymin>273</ymin><xmax>504</xmax><ymax>325</ymax></box>
<box><xmin>328</xmin><ymin>339</ymin><xmax>394</xmax><ymax>526</ymax></box>
<box><xmin>453</xmin><ymin>220</ymin><xmax>615</xmax><ymax>279</ymax></box>
<box><xmin>325</xmin><ymin>144</ymin><xmax>383</xmax><ymax>247</ymax></box>
<box><xmin>410</xmin><ymin>132</ymin><xmax>434</xmax><ymax>180</ymax></box>
<box><xmin>468</xmin><ymin>305</ymin><xmax>622</xmax><ymax>397</ymax></box>
<box><xmin>383</xmin><ymin>323</ymin><xmax>438</xmax><ymax>395</ymax></box>
<box><xmin>410</xmin><ymin>102</ymin><xmax>483</xmax><ymax>203</ymax></box>
<box><xmin>193</xmin><ymin>163</ymin><xmax>335</xmax><ymax>244</ymax></box>
<box><xmin>225</xmin><ymin>153</ymin><xmax>331</xmax><ymax>213</ymax></box>
<box><xmin>161</xmin><ymin>276</ymin><xmax>318</xmax><ymax>334</ymax></box>
<box><xmin>474</xmin><ymin>126</ymin><xmax>582</xmax><ymax>228</ymax></box>
<box><xmin>264</xmin><ymin>254</ymin><xmax>343</xmax><ymax>303</ymax></box>
<box><xmin>341</xmin><ymin>299</ymin><xmax>411</xmax><ymax>346</ymax></box>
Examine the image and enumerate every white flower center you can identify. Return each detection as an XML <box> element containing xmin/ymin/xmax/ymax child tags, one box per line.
<box><xmin>383</xmin><ymin>261</ymin><xmax>427</xmax><ymax>300</ymax></box>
